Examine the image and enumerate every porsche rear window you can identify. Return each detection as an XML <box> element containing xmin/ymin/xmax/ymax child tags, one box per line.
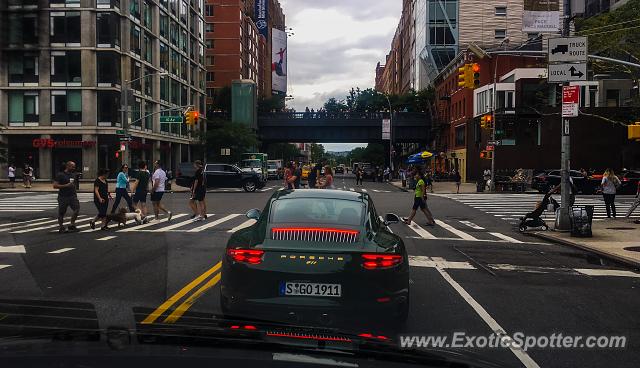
<box><xmin>271</xmin><ymin>198</ymin><xmax>365</xmax><ymax>226</ymax></box>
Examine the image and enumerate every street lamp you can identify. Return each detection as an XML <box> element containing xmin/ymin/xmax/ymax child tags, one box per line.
<box><xmin>121</xmin><ymin>71</ymin><xmax>168</xmax><ymax>164</ymax></box>
<box><xmin>490</xmin><ymin>37</ymin><xmax>509</xmax><ymax>191</ymax></box>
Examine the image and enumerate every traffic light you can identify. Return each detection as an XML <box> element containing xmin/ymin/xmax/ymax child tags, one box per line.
<box><xmin>479</xmin><ymin>150</ymin><xmax>493</xmax><ymax>160</ymax></box>
<box><xmin>480</xmin><ymin>114</ymin><xmax>492</xmax><ymax>129</ymax></box>
<box><xmin>185</xmin><ymin>111</ymin><xmax>200</xmax><ymax>126</ymax></box>
<box><xmin>458</xmin><ymin>64</ymin><xmax>473</xmax><ymax>88</ymax></box>
<box><xmin>629</xmin><ymin>122</ymin><xmax>640</xmax><ymax>140</ymax></box>
<box><xmin>472</xmin><ymin>63</ymin><xmax>480</xmax><ymax>88</ymax></box>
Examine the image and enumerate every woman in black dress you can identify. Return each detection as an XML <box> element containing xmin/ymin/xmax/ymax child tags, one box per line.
<box><xmin>90</xmin><ymin>169</ymin><xmax>110</xmax><ymax>230</ymax></box>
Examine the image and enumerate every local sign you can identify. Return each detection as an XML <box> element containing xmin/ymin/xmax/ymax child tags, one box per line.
<box><xmin>562</xmin><ymin>85</ymin><xmax>580</xmax><ymax>118</ymax></box>
<box><xmin>548</xmin><ymin>37</ymin><xmax>587</xmax><ymax>63</ymax></box>
<box><xmin>548</xmin><ymin>63</ymin><xmax>587</xmax><ymax>82</ymax></box>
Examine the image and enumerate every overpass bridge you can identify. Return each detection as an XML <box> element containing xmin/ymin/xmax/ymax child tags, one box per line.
<box><xmin>257</xmin><ymin>112</ymin><xmax>431</xmax><ymax>144</ymax></box>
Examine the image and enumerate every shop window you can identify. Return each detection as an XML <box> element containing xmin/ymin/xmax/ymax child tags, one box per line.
<box><xmin>9</xmin><ymin>53</ymin><xmax>39</xmax><ymax>84</ymax></box>
<box><xmin>8</xmin><ymin>92</ymin><xmax>39</xmax><ymax>125</ymax></box>
<box><xmin>97</xmin><ymin>51</ymin><xmax>120</xmax><ymax>85</ymax></box>
<box><xmin>130</xmin><ymin>25</ymin><xmax>141</xmax><ymax>55</ymax></box>
<box><xmin>51</xmin><ymin>51</ymin><xmax>82</xmax><ymax>85</ymax></box>
<box><xmin>8</xmin><ymin>13</ymin><xmax>38</xmax><ymax>45</ymax></box>
<box><xmin>143</xmin><ymin>33</ymin><xmax>153</xmax><ymax>62</ymax></box>
<box><xmin>50</xmin><ymin>12</ymin><xmax>81</xmax><ymax>45</ymax></box>
<box><xmin>97</xmin><ymin>91</ymin><xmax>121</xmax><ymax>125</ymax></box>
<box><xmin>143</xmin><ymin>1</ymin><xmax>153</xmax><ymax>28</ymax></box>
<box><xmin>97</xmin><ymin>12</ymin><xmax>121</xmax><ymax>47</ymax></box>
<box><xmin>51</xmin><ymin>90</ymin><xmax>82</xmax><ymax>123</ymax></box>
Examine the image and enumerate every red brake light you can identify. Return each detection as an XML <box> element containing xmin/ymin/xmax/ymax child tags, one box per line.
<box><xmin>622</xmin><ymin>177</ymin><xmax>629</xmax><ymax>182</ymax></box>
<box><xmin>361</xmin><ymin>254</ymin><xmax>403</xmax><ymax>270</ymax></box>
<box><xmin>358</xmin><ymin>333</ymin><xmax>389</xmax><ymax>340</ymax></box>
<box><xmin>227</xmin><ymin>249</ymin><xmax>264</xmax><ymax>264</ymax></box>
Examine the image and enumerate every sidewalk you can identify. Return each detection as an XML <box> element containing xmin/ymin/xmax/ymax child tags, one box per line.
<box><xmin>528</xmin><ymin>220</ymin><xmax>640</xmax><ymax>267</ymax></box>
<box><xmin>389</xmin><ymin>180</ymin><xmax>479</xmax><ymax>194</ymax></box>
<box><xmin>0</xmin><ymin>180</ymin><xmax>190</xmax><ymax>193</ymax></box>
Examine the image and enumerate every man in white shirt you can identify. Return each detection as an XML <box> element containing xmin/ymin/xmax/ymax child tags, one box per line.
<box><xmin>150</xmin><ymin>160</ymin><xmax>172</xmax><ymax>221</ymax></box>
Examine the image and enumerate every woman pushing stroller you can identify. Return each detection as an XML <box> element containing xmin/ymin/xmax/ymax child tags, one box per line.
<box><xmin>519</xmin><ymin>185</ymin><xmax>560</xmax><ymax>231</ymax></box>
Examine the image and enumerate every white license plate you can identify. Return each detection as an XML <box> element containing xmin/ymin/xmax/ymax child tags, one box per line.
<box><xmin>282</xmin><ymin>282</ymin><xmax>341</xmax><ymax>297</ymax></box>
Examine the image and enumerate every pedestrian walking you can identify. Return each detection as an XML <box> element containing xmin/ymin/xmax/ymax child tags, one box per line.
<box><xmin>132</xmin><ymin>161</ymin><xmax>151</xmax><ymax>222</ymax></box>
<box><xmin>355</xmin><ymin>167</ymin><xmax>363</xmax><ymax>186</ymax></box>
<box><xmin>400</xmin><ymin>166</ymin><xmax>406</xmax><ymax>188</ymax></box>
<box><xmin>483</xmin><ymin>168</ymin><xmax>491</xmax><ymax>190</ymax></box>
<box><xmin>454</xmin><ymin>170</ymin><xmax>461</xmax><ymax>194</ymax></box>
<box><xmin>90</xmin><ymin>169</ymin><xmax>110</xmax><ymax>230</ymax></box>
<box><xmin>425</xmin><ymin>170</ymin><xmax>434</xmax><ymax>193</ymax></box>
<box><xmin>7</xmin><ymin>164</ymin><xmax>16</xmax><ymax>188</ymax></box>
<box><xmin>384</xmin><ymin>167</ymin><xmax>390</xmax><ymax>182</ymax></box>
<box><xmin>151</xmin><ymin>160</ymin><xmax>172</xmax><ymax>221</ymax></box>
<box><xmin>283</xmin><ymin>162</ymin><xmax>293</xmax><ymax>189</ymax></box>
<box><xmin>402</xmin><ymin>170</ymin><xmax>435</xmax><ymax>226</ymax></box>
<box><xmin>286</xmin><ymin>161</ymin><xmax>301</xmax><ymax>189</ymax></box>
<box><xmin>53</xmin><ymin>161</ymin><xmax>80</xmax><ymax>233</ymax></box>
<box><xmin>601</xmin><ymin>168</ymin><xmax>621</xmax><ymax>218</ymax></box>
<box><xmin>308</xmin><ymin>160</ymin><xmax>323</xmax><ymax>189</ymax></box>
<box><xmin>318</xmin><ymin>166</ymin><xmax>335</xmax><ymax>189</ymax></box>
<box><xmin>625</xmin><ymin>179</ymin><xmax>640</xmax><ymax>219</ymax></box>
<box><xmin>111</xmin><ymin>164</ymin><xmax>135</xmax><ymax>214</ymax></box>
<box><xmin>189</xmin><ymin>160</ymin><xmax>207</xmax><ymax>221</ymax></box>
<box><xmin>23</xmin><ymin>163</ymin><xmax>33</xmax><ymax>188</ymax></box>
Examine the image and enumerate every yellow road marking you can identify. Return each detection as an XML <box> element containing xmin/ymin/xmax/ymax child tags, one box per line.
<box><xmin>141</xmin><ymin>261</ymin><xmax>222</xmax><ymax>324</ymax></box>
<box><xmin>163</xmin><ymin>273</ymin><xmax>222</xmax><ymax>323</ymax></box>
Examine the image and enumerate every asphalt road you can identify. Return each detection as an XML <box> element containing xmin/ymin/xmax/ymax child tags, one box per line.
<box><xmin>0</xmin><ymin>174</ymin><xmax>638</xmax><ymax>367</ymax></box>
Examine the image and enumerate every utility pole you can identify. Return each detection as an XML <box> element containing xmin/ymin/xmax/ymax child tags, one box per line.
<box><xmin>557</xmin><ymin>11</ymin><xmax>573</xmax><ymax>231</ymax></box>
<box><xmin>121</xmin><ymin>81</ymin><xmax>130</xmax><ymax>166</ymax></box>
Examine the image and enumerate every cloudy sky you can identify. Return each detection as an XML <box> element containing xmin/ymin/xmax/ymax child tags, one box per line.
<box><xmin>279</xmin><ymin>0</ymin><xmax>402</xmax><ymax>151</ymax></box>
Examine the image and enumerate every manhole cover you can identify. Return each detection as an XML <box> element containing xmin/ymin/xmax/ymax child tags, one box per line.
<box><xmin>605</xmin><ymin>227</ymin><xmax>636</xmax><ymax>230</ymax></box>
<box><xmin>624</xmin><ymin>247</ymin><xmax>640</xmax><ymax>253</ymax></box>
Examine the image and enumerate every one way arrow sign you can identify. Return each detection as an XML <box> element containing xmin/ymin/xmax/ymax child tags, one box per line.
<box><xmin>548</xmin><ymin>63</ymin><xmax>587</xmax><ymax>82</ymax></box>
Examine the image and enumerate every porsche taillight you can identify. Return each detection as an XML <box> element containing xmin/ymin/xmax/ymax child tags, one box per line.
<box><xmin>361</xmin><ymin>254</ymin><xmax>403</xmax><ymax>270</ymax></box>
<box><xmin>227</xmin><ymin>249</ymin><xmax>264</xmax><ymax>264</ymax></box>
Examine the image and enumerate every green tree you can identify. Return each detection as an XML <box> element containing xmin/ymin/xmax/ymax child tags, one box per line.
<box><xmin>266</xmin><ymin>143</ymin><xmax>301</xmax><ymax>162</ymax></box>
<box><xmin>205</xmin><ymin>121</ymin><xmax>260</xmax><ymax>163</ymax></box>
<box><xmin>323</xmin><ymin>97</ymin><xmax>348</xmax><ymax>112</ymax></box>
<box><xmin>348</xmin><ymin>144</ymin><xmax>385</xmax><ymax>167</ymax></box>
<box><xmin>309</xmin><ymin>143</ymin><xmax>325</xmax><ymax>162</ymax></box>
<box><xmin>258</xmin><ymin>94</ymin><xmax>285</xmax><ymax>113</ymax></box>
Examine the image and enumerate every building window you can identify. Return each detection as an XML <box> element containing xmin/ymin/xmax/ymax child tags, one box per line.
<box><xmin>205</xmin><ymin>22</ymin><xmax>214</xmax><ymax>33</ymax></box>
<box><xmin>158</xmin><ymin>0</ymin><xmax>167</xmax><ymax>9</ymax></box>
<box><xmin>205</xmin><ymin>4</ymin><xmax>214</xmax><ymax>16</ymax></box>
<box><xmin>8</xmin><ymin>53</ymin><xmax>38</xmax><ymax>84</ymax></box>
<box><xmin>206</xmin><ymin>55</ymin><xmax>215</xmax><ymax>65</ymax></box>
<box><xmin>96</xmin><ymin>51</ymin><xmax>120</xmax><ymax>85</ymax></box>
<box><xmin>51</xmin><ymin>90</ymin><xmax>82</xmax><ymax>123</ymax></box>
<box><xmin>455</xmin><ymin>125</ymin><xmax>465</xmax><ymax>146</ymax></box>
<box><xmin>495</xmin><ymin>6</ymin><xmax>507</xmax><ymax>16</ymax></box>
<box><xmin>160</xmin><ymin>42</ymin><xmax>169</xmax><ymax>69</ymax></box>
<box><xmin>206</xmin><ymin>39</ymin><xmax>214</xmax><ymax>48</ymax></box>
<box><xmin>494</xmin><ymin>29</ymin><xmax>507</xmax><ymax>39</ymax></box>
<box><xmin>181</xmin><ymin>29</ymin><xmax>188</xmax><ymax>52</ymax></box>
<box><xmin>170</xmin><ymin>21</ymin><xmax>179</xmax><ymax>46</ymax></box>
<box><xmin>143</xmin><ymin>1</ymin><xmax>152</xmax><ymax>28</ymax></box>
<box><xmin>169</xmin><ymin>0</ymin><xmax>178</xmax><ymax>16</ymax></box>
<box><xmin>97</xmin><ymin>91</ymin><xmax>120</xmax><ymax>124</ymax></box>
<box><xmin>160</xmin><ymin>76</ymin><xmax>169</xmax><ymax>101</ymax></box>
<box><xmin>50</xmin><ymin>0</ymin><xmax>81</xmax><ymax>7</ymax></box>
<box><xmin>50</xmin><ymin>12</ymin><xmax>81</xmax><ymax>44</ymax></box>
<box><xmin>8</xmin><ymin>92</ymin><xmax>39</xmax><ymax>124</ymax></box>
<box><xmin>130</xmin><ymin>61</ymin><xmax>141</xmax><ymax>91</ymax></box>
<box><xmin>130</xmin><ymin>26</ymin><xmax>141</xmax><ymax>54</ymax></box>
<box><xmin>97</xmin><ymin>0</ymin><xmax>122</xmax><ymax>8</ymax></box>
<box><xmin>181</xmin><ymin>57</ymin><xmax>188</xmax><ymax>80</ymax></box>
<box><xmin>160</xmin><ymin>13</ymin><xmax>168</xmax><ymax>38</ymax></box>
<box><xmin>171</xmin><ymin>49</ymin><xmax>180</xmax><ymax>75</ymax></box>
<box><xmin>206</xmin><ymin>88</ymin><xmax>215</xmax><ymax>98</ymax></box>
<box><xmin>8</xmin><ymin>13</ymin><xmax>38</xmax><ymax>45</ymax></box>
<box><xmin>144</xmin><ymin>70</ymin><xmax>153</xmax><ymax>96</ymax></box>
<box><xmin>96</xmin><ymin>12</ymin><xmax>121</xmax><ymax>47</ymax></box>
<box><xmin>143</xmin><ymin>33</ymin><xmax>152</xmax><ymax>62</ymax></box>
<box><xmin>170</xmin><ymin>79</ymin><xmax>179</xmax><ymax>104</ymax></box>
<box><xmin>180</xmin><ymin>1</ymin><xmax>188</xmax><ymax>24</ymax></box>
<box><xmin>51</xmin><ymin>51</ymin><xmax>82</xmax><ymax>85</ymax></box>
<box><xmin>145</xmin><ymin>101</ymin><xmax>154</xmax><ymax>130</ymax></box>
<box><xmin>130</xmin><ymin>0</ymin><xmax>140</xmax><ymax>19</ymax></box>
<box><xmin>206</xmin><ymin>72</ymin><xmax>215</xmax><ymax>81</ymax></box>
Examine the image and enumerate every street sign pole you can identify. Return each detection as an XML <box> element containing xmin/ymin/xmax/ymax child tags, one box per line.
<box><xmin>121</xmin><ymin>82</ymin><xmax>130</xmax><ymax>166</ymax></box>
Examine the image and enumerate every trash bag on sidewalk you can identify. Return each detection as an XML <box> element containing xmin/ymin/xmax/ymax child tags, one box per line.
<box><xmin>570</xmin><ymin>205</ymin><xmax>594</xmax><ymax>237</ymax></box>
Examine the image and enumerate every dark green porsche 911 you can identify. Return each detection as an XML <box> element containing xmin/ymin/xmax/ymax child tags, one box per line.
<box><xmin>220</xmin><ymin>189</ymin><xmax>410</xmax><ymax>328</ymax></box>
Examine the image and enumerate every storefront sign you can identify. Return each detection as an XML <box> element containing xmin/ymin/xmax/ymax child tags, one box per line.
<box><xmin>33</xmin><ymin>139</ymin><xmax>96</xmax><ymax>148</ymax></box>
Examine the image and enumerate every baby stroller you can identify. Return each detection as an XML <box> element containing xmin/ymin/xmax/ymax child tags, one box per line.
<box><xmin>519</xmin><ymin>190</ymin><xmax>559</xmax><ymax>232</ymax></box>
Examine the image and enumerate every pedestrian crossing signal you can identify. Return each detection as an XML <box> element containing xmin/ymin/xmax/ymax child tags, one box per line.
<box><xmin>480</xmin><ymin>150</ymin><xmax>493</xmax><ymax>160</ymax></box>
<box><xmin>629</xmin><ymin>122</ymin><xmax>640</xmax><ymax>140</ymax></box>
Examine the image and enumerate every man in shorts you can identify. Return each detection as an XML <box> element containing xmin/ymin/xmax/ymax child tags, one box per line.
<box><xmin>189</xmin><ymin>160</ymin><xmax>207</xmax><ymax>221</ymax></box>
<box><xmin>403</xmin><ymin>169</ymin><xmax>435</xmax><ymax>226</ymax></box>
<box><xmin>151</xmin><ymin>160</ymin><xmax>172</xmax><ymax>221</ymax></box>
<box><xmin>53</xmin><ymin>161</ymin><xmax>80</xmax><ymax>233</ymax></box>
<box><xmin>132</xmin><ymin>160</ymin><xmax>151</xmax><ymax>222</ymax></box>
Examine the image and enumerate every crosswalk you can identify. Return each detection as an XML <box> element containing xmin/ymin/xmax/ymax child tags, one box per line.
<box><xmin>397</xmin><ymin>219</ymin><xmax>528</xmax><ymax>244</ymax></box>
<box><xmin>434</xmin><ymin>193</ymin><xmax>640</xmax><ymax>223</ymax></box>
<box><xmin>0</xmin><ymin>193</ymin><xmax>94</xmax><ymax>212</ymax></box>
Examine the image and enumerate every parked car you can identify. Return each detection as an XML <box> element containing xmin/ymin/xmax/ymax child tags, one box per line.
<box><xmin>334</xmin><ymin>166</ymin><xmax>344</xmax><ymax>174</ymax></box>
<box><xmin>531</xmin><ymin>170</ymin><xmax>595</xmax><ymax>194</ymax></box>
<box><xmin>204</xmin><ymin>164</ymin><xmax>264</xmax><ymax>192</ymax></box>
<box><xmin>618</xmin><ymin>169</ymin><xmax>640</xmax><ymax>194</ymax></box>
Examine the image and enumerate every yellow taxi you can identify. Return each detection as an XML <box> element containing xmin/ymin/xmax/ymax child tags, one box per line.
<box><xmin>301</xmin><ymin>164</ymin><xmax>312</xmax><ymax>180</ymax></box>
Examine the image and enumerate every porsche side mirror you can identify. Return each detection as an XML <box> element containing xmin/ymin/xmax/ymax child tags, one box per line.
<box><xmin>246</xmin><ymin>209</ymin><xmax>261</xmax><ymax>220</ymax></box>
<box><xmin>384</xmin><ymin>213</ymin><xmax>400</xmax><ymax>225</ymax></box>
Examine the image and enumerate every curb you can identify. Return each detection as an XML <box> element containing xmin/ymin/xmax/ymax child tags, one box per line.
<box><xmin>525</xmin><ymin>231</ymin><xmax>640</xmax><ymax>268</ymax></box>
<box><xmin>388</xmin><ymin>182</ymin><xmax>409</xmax><ymax>192</ymax></box>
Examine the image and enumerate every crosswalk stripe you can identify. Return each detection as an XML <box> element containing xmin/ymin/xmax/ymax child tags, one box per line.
<box><xmin>459</xmin><ymin>220</ymin><xmax>484</xmax><ymax>230</ymax></box>
<box><xmin>155</xmin><ymin>214</ymin><xmax>215</xmax><ymax>232</ymax></box>
<box><xmin>11</xmin><ymin>217</ymin><xmax>92</xmax><ymax>234</ymax></box>
<box><xmin>0</xmin><ymin>218</ymin><xmax>49</xmax><ymax>229</ymax></box>
<box><xmin>48</xmin><ymin>248</ymin><xmax>74</xmax><ymax>254</ymax></box>
<box><xmin>1</xmin><ymin>216</ymin><xmax>88</xmax><ymax>233</ymax></box>
<box><xmin>406</xmin><ymin>221</ymin><xmax>437</xmax><ymax>239</ymax></box>
<box><xmin>188</xmin><ymin>214</ymin><xmax>241</xmax><ymax>232</ymax></box>
<box><xmin>118</xmin><ymin>213</ymin><xmax>188</xmax><ymax>232</ymax></box>
<box><xmin>489</xmin><ymin>232</ymin><xmax>523</xmax><ymax>243</ymax></box>
<box><xmin>227</xmin><ymin>219</ymin><xmax>256</xmax><ymax>233</ymax></box>
<box><xmin>435</xmin><ymin>219</ymin><xmax>477</xmax><ymax>240</ymax></box>
<box><xmin>349</xmin><ymin>188</ymin><xmax>355</xmax><ymax>191</ymax></box>
<box><xmin>0</xmin><ymin>210</ymin><xmax>46</xmax><ymax>212</ymax></box>
<box><xmin>361</xmin><ymin>189</ymin><xmax>367</xmax><ymax>192</ymax></box>
<box><xmin>97</xmin><ymin>236</ymin><xmax>117</xmax><ymax>241</ymax></box>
